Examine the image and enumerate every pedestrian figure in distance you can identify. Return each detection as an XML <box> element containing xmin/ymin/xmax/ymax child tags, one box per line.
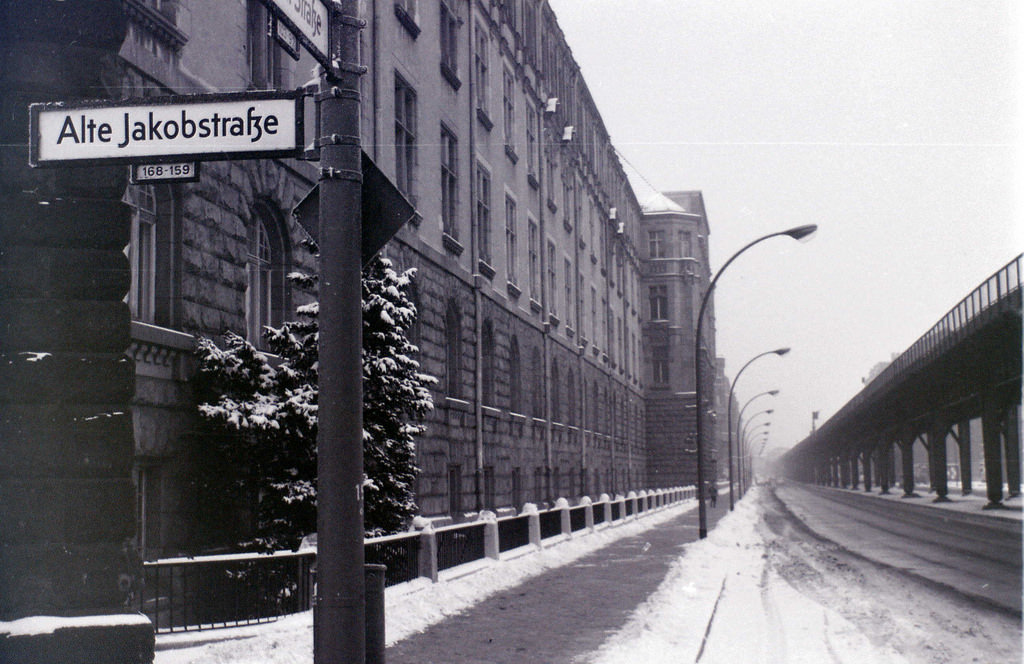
<box><xmin>709</xmin><ymin>482</ymin><xmax>718</xmax><ymax>508</ymax></box>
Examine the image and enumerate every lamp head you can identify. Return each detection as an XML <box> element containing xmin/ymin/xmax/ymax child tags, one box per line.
<box><xmin>774</xmin><ymin>347</ymin><xmax>791</xmax><ymax>356</ymax></box>
<box><xmin>784</xmin><ymin>224</ymin><xmax>818</xmax><ymax>241</ymax></box>
<box><xmin>766</xmin><ymin>409</ymin><xmax>774</xmax><ymax>415</ymax></box>
<box><xmin>768</xmin><ymin>389</ymin><xmax>780</xmax><ymax>396</ymax></box>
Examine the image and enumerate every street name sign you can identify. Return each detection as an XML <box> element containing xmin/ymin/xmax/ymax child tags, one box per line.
<box><xmin>260</xmin><ymin>0</ymin><xmax>331</xmax><ymax>70</ymax></box>
<box><xmin>29</xmin><ymin>90</ymin><xmax>303</xmax><ymax>167</ymax></box>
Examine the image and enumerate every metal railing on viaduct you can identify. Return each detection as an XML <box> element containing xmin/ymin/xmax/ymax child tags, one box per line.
<box><xmin>782</xmin><ymin>255</ymin><xmax>1022</xmax><ymax>508</ymax></box>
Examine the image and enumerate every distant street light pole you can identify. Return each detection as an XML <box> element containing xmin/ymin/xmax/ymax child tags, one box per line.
<box><xmin>693</xmin><ymin>224</ymin><xmax>817</xmax><ymax>538</ymax></box>
<box><xmin>727</xmin><ymin>351</ymin><xmax>787</xmax><ymax>511</ymax></box>
<box><xmin>741</xmin><ymin>420</ymin><xmax>772</xmax><ymax>494</ymax></box>
<box><xmin>734</xmin><ymin>389</ymin><xmax>779</xmax><ymax>504</ymax></box>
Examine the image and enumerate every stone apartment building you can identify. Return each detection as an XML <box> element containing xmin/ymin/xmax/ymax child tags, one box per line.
<box><xmin>1</xmin><ymin>0</ymin><xmax>721</xmax><ymax>570</ymax></box>
<box><xmin>637</xmin><ymin>191</ymin><xmax>720</xmax><ymax>488</ymax></box>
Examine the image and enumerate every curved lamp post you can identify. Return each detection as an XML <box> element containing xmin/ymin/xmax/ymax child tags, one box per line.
<box><xmin>741</xmin><ymin>421</ymin><xmax>772</xmax><ymax>494</ymax></box>
<box><xmin>693</xmin><ymin>224</ymin><xmax>817</xmax><ymax>538</ymax></box>
<box><xmin>738</xmin><ymin>409</ymin><xmax>773</xmax><ymax>492</ymax></box>
<box><xmin>726</xmin><ymin>351</ymin><xmax>787</xmax><ymax>511</ymax></box>
<box><xmin>733</xmin><ymin>391</ymin><xmax>779</xmax><ymax>503</ymax></box>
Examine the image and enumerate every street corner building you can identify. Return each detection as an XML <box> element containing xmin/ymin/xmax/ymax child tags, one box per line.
<box><xmin>0</xmin><ymin>2</ymin><xmax>729</xmax><ymax>661</ymax></box>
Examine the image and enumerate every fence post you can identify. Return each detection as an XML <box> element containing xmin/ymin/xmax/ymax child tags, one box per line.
<box><xmin>523</xmin><ymin>502</ymin><xmax>541</xmax><ymax>547</ymax></box>
<box><xmin>480</xmin><ymin>510</ymin><xmax>499</xmax><ymax>560</ymax></box>
<box><xmin>556</xmin><ymin>497</ymin><xmax>571</xmax><ymax>536</ymax></box>
<box><xmin>599</xmin><ymin>493</ymin><xmax>612</xmax><ymax>524</ymax></box>
<box><xmin>627</xmin><ymin>491</ymin><xmax>638</xmax><ymax>519</ymax></box>
<box><xmin>638</xmin><ymin>490</ymin><xmax>648</xmax><ymax>514</ymax></box>
<box><xmin>414</xmin><ymin>519</ymin><xmax>438</xmax><ymax>583</ymax></box>
<box><xmin>365</xmin><ymin>564</ymin><xmax>387</xmax><ymax>664</ymax></box>
<box><xmin>580</xmin><ymin>495</ymin><xmax>594</xmax><ymax>531</ymax></box>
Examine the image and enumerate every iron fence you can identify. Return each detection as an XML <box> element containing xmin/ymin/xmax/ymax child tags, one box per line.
<box><xmin>569</xmin><ymin>506</ymin><xmax>587</xmax><ymax>531</ymax></box>
<box><xmin>611</xmin><ymin>501</ymin><xmax>621</xmax><ymax>521</ymax></box>
<box><xmin>539</xmin><ymin>508</ymin><xmax>563</xmax><ymax>539</ymax></box>
<box><xmin>138</xmin><ymin>551</ymin><xmax>315</xmax><ymax>633</ymax></box>
<box><xmin>365</xmin><ymin>532</ymin><xmax>420</xmax><ymax>587</ymax></box>
<box><xmin>592</xmin><ymin>502</ymin><xmax>606</xmax><ymax>525</ymax></box>
<box><xmin>497</xmin><ymin>514</ymin><xmax>531</xmax><ymax>552</ymax></box>
<box><xmin>435</xmin><ymin>522</ymin><xmax>486</xmax><ymax>571</ymax></box>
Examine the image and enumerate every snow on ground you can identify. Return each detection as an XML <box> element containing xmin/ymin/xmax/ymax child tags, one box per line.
<box><xmin>154</xmin><ymin>499</ymin><xmax>698</xmax><ymax>664</ymax></box>
<box><xmin>587</xmin><ymin>486</ymin><xmax>1022</xmax><ymax>664</ymax></box>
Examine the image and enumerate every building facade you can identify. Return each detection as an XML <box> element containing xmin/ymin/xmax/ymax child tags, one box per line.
<box><xmin>638</xmin><ymin>191</ymin><xmax>719</xmax><ymax>488</ymax></box>
<box><xmin>3</xmin><ymin>1</ymin><xmax>719</xmax><ymax>565</ymax></box>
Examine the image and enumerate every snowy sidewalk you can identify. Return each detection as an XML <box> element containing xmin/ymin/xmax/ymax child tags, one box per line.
<box><xmin>385</xmin><ymin>498</ymin><xmax>731</xmax><ymax>663</ymax></box>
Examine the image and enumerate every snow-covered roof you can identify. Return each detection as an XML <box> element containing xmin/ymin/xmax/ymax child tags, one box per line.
<box><xmin>641</xmin><ymin>192</ymin><xmax>687</xmax><ymax>214</ymax></box>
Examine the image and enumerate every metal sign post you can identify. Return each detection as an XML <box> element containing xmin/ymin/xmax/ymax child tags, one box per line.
<box><xmin>306</xmin><ymin>1</ymin><xmax>368</xmax><ymax>662</ymax></box>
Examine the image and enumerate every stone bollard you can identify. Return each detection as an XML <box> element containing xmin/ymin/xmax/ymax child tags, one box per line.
<box><xmin>522</xmin><ymin>502</ymin><xmax>541</xmax><ymax>547</ymax></box>
<box><xmin>479</xmin><ymin>510</ymin><xmax>499</xmax><ymax>560</ymax></box>
<box><xmin>556</xmin><ymin>497</ymin><xmax>571</xmax><ymax>536</ymax></box>
<box><xmin>599</xmin><ymin>493</ymin><xmax>612</xmax><ymax>524</ymax></box>
<box><xmin>412</xmin><ymin>516</ymin><xmax>438</xmax><ymax>582</ymax></box>
<box><xmin>638</xmin><ymin>489</ymin><xmax>648</xmax><ymax>513</ymax></box>
<box><xmin>580</xmin><ymin>495</ymin><xmax>595</xmax><ymax>531</ymax></box>
<box><xmin>627</xmin><ymin>491</ymin><xmax>638</xmax><ymax>519</ymax></box>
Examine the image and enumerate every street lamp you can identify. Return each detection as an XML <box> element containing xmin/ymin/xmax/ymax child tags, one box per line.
<box><xmin>741</xmin><ymin>421</ymin><xmax>772</xmax><ymax>494</ymax></box>
<box><xmin>726</xmin><ymin>352</ymin><xmax>787</xmax><ymax>512</ymax></box>
<box><xmin>693</xmin><ymin>224</ymin><xmax>817</xmax><ymax>538</ymax></box>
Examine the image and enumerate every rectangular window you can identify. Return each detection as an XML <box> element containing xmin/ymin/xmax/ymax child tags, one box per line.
<box><xmin>476</xmin><ymin>164</ymin><xmax>492</xmax><ymax>263</ymax></box>
<box><xmin>441</xmin><ymin>126</ymin><xmax>458</xmax><ymax>238</ymax></box>
<box><xmin>395</xmin><ymin>74</ymin><xmax>417</xmax><ymax>200</ymax></box>
<box><xmin>448</xmin><ymin>464</ymin><xmax>462</xmax><ymax>514</ymax></box>
<box><xmin>440</xmin><ymin>1</ymin><xmax>459</xmax><ymax>78</ymax></box>
<box><xmin>522</xmin><ymin>0</ymin><xmax>537</xmax><ymax>63</ymax></box>
<box><xmin>547</xmin><ymin>240</ymin><xmax>557</xmax><ymax>317</ymax></box>
<box><xmin>511</xmin><ymin>467</ymin><xmax>522</xmax><ymax>509</ymax></box>
<box><xmin>649</xmin><ymin>285</ymin><xmax>668</xmax><ymax>320</ymax></box>
<box><xmin>653</xmin><ymin>346</ymin><xmax>669</xmax><ymax>384</ymax></box>
<box><xmin>564</xmin><ymin>258</ymin><xmax>573</xmax><ymax>328</ymax></box>
<box><xmin>526</xmin><ymin>102</ymin><xmax>538</xmax><ymax>178</ymax></box>
<box><xmin>505</xmin><ymin>195</ymin><xmax>517</xmax><ymax>284</ymax></box>
<box><xmin>528</xmin><ymin>219</ymin><xmax>540</xmax><ymax>300</ymax></box>
<box><xmin>591</xmin><ymin>286</ymin><xmax>597</xmax><ymax>342</ymax></box>
<box><xmin>484</xmin><ymin>466</ymin><xmax>496</xmax><ymax>510</ymax></box>
<box><xmin>502</xmin><ymin>67</ymin><xmax>516</xmax><ymax>148</ymax></box>
<box><xmin>474</xmin><ymin>26</ymin><xmax>489</xmax><ymax>112</ymax></box>
<box><xmin>680</xmin><ymin>230</ymin><xmax>693</xmax><ymax>257</ymax></box>
<box><xmin>648</xmin><ymin>230</ymin><xmax>666</xmax><ymax>258</ymax></box>
<box><xmin>248</xmin><ymin>1</ymin><xmax>282</xmax><ymax>88</ymax></box>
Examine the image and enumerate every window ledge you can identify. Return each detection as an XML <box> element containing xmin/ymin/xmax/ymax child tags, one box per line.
<box><xmin>394</xmin><ymin>4</ymin><xmax>421</xmax><ymax>38</ymax></box>
<box><xmin>478</xmin><ymin>260</ymin><xmax>496</xmax><ymax>280</ymax></box>
<box><xmin>506</xmin><ymin>280</ymin><xmax>522</xmax><ymax>299</ymax></box>
<box><xmin>566</xmin><ymin>326</ymin><xmax>575</xmax><ymax>339</ymax></box>
<box><xmin>529</xmin><ymin>298</ymin><xmax>542</xmax><ymax>313</ymax></box>
<box><xmin>476</xmin><ymin>108</ymin><xmax>494</xmax><ymax>131</ymax></box>
<box><xmin>562</xmin><ymin>219</ymin><xmax>572</xmax><ymax>233</ymax></box>
<box><xmin>442</xmin><ymin>232</ymin><xmax>464</xmax><ymax>255</ymax></box>
<box><xmin>504</xmin><ymin>144</ymin><xmax>519</xmax><ymax>164</ymax></box>
<box><xmin>546</xmin><ymin>198</ymin><xmax>557</xmax><ymax>214</ymax></box>
<box><xmin>548</xmin><ymin>313</ymin><xmax>560</xmax><ymax>328</ymax></box>
<box><xmin>440</xmin><ymin>62</ymin><xmax>462</xmax><ymax>90</ymax></box>
<box><xmin>527</xmin><ymin>173</ymin><xmax>540</xmax><ymax>190</ymax></box>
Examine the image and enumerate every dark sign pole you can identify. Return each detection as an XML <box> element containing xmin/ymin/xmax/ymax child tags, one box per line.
<box><xmin>315</xmin><ymin>1</ymin><xmax>365</xmax><ymax>662</ymax></box>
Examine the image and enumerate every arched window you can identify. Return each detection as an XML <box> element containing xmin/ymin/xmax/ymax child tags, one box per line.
<box><xmin>445</xmin><ymin>300</ymin><xmax>462</xmax><ymax>397</ymax></box>
<box><xmin>550</xmin><ymin>360</ymin><xmax>560</xmax><ymax>423</ymax></box>
<box><xmin>124</xmin><ymin>184</ymin><xmax>180</xmax><ymax>327</ymax></box>
<box><xmin>509</xmin><ymin>335</ymin><xmax>522</xmax><ymax>414</ymax></box>
<box><xmin>246</xmin><ymin>202</ymin><xmax>290</xmax><ymax>347</ymax></box>
<box><xmin>482</xmin><ymin>319</ymin><xmax>495</xmax><ymax>405</ymax></box>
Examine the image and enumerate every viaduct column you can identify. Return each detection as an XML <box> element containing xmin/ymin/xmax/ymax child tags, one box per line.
<box><xmin>0</xmin><ymin>2</ymin><xmax>152</xmax><ymax>663</ymax></box>
<box><xmin>861</xmin><ymin>449</ymin><xmax>872</xmax><ymax>492</ymax></box>
<box><xmin>900</xmin><ymin>439</ymin><xmax>919</xmax><ymax>498</ymax></box>
<box><xmin>877</xmin><ymin>443</ymin><xmax>891</xmax><ymax>494</ymax></box>
<box><xmin>929</xmin><ymin>424</ymin><xmax>951</xmax><ymax>502</ymax></box>
<box><xmin>955</xmin><ymin>420</ymin><xmax>972</xmax><ymax>495</ymax></box>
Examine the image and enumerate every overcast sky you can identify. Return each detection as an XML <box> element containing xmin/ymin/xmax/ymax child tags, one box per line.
<box><xmin>547</xmin><ymin>0</ymin><xmax>1020</xmax><ymax>452</ymax></box>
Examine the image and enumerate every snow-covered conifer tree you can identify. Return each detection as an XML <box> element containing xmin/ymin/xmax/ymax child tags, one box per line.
<box><xmin>194</xmin><ymin>246</ymin><xmax>433</xmax><ymax>550</ymax></box>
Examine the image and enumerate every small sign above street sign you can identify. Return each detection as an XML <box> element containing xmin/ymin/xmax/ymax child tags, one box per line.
<box><xmin>29</xmin><ymin>90</ymin><xmax>303</xmax><ymax>167</ymax></box>
<box><xmin>260</xmin><ymin>0</ymin><xmax>331</xmax><ymax>70</ymax></box>
<box><xmin>130</xmin><ymin>162</ymin><xmax>200</xmax><ymax>184</ymax></box>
